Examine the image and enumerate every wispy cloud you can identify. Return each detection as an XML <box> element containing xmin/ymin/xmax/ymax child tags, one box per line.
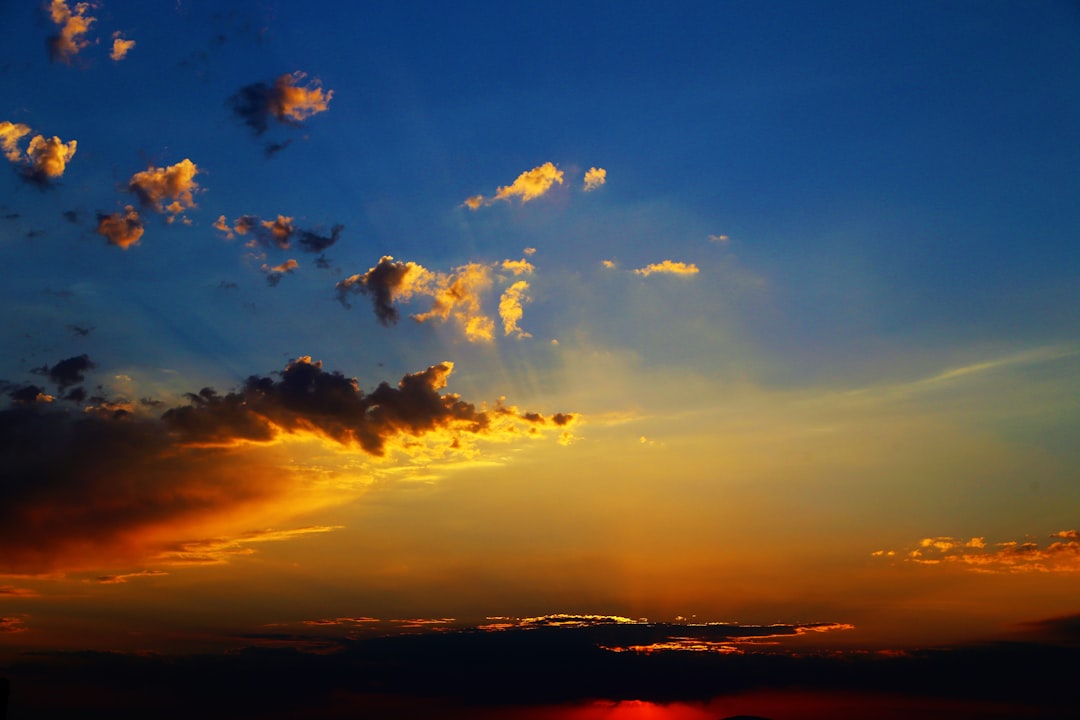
<box><xmin>633</xmin><ymin>260</ymin><xmax>700</xmax><ymax>277</ymax></box>
<box><xmin>95</xmin><ymin>569</ymin><xmax>168</xmax><ymax>585</ymax></box>
<box><xmin>110</xmin><ymin>32</ymin><xmax>135</xmax><ymax>61</ymax></box>
<box><xmin>155</xmin><ymin>526</ymin><xmax>343</xmax><ymax>566</ymax></box>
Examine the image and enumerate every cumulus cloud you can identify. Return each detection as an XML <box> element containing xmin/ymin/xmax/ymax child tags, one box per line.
<box><xmin>0</xmin><ymin>121</ymin><xmax>77</xmax><ymax>184</ymax></box>
<box><xmin>633</xmin><ymin>260</ymin><xmax>700</xmax><ymax>277</ymax></box>
<box><xmin>110</xmin><ymin>32</ymin><xmax>135</xmax><ymax>61</ymax></box>
<box><xmin>464</xmin><ymin>162</ymin><xmax>564</xmax><ymax>209</ymax></box>
<box><xmin>128</xmin><ymin>159</ymin><xmax>200</xmax><ymax>221</ymax></box>
<box><xmin>34</xmin><ymin>353</ymin><xmax>95</xmax><ymax>391</ymax></box>
<box><xmin>47</xmin><ymin>0</ymin><xmax>96</xmax><ymax>64</ymax></box>
<box><xmin>338</xmin><ymin>255</ymin><xmax>542</xmax><ymax>342</ymax></box>
<box><xmin>583</xmin><ymin>166</ymin><xmax>607</xmax><ymax>191</ymax></box>
<box><xmin>0</xmin><ymin>357</ymin><xmax>573</xmax><ymax>574</ymax></box>
<box><xmin>96</xmin><ymin>206</ymin><xmax>144</xmax><ymax>249</ymax></box>
<box><xmin>874</xmin><ymin>530</ymin><xmax>1080</xmax><ymax>573</ymax></box>
<box><xmin>229</xmin><ymin>71</ymin><xmax>333</xmax><ymax>136</ymax></box>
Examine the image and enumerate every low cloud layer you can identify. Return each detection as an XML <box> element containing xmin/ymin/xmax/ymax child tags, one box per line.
<box><xmin>1</xmin><ymin>356</ymin><xmax>573</xmax><ymax>574</ymax></box>
<box><xmin>874</xmin><ymin>530</ymin><xmax>1080</xmax><ymax>573</ymax></box>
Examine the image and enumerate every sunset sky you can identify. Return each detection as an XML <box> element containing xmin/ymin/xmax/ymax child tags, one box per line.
<box><xmin>2</xmin><ymin>2</ymin><xmax>1079</xmax><ymax>718</ymax></box>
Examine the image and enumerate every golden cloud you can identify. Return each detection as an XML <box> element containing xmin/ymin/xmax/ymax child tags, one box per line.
<box><xmin>583</xmin><ymin>166</ymin><xmax>607</xmax><ymax>191</ymax></box>
<box><xmin>47</xmin><ymin>0</ymin><xmax>95</xmax><ymax>63</ymax></box>
<box><xmin>499</xmin><ymin>280</ymin><xmax>532</xmax><ymax>339</ymax></box>
<box><xmin>26</xmin><ymin>134</ymin><xmax>78</xmax><ymax>179</ymax></box>
<box><xmin>875</xmin><ymin>530</ymin><xmax>1080</xmax><ymax>573</ymax></box>
<box><xmin>0</xmin><ymin>121</ymin><xmax>31</xmax><ymax>162</ymax></box>
<box><xmin>464</xmin><ymin>162</ymin><xmax>564</xmax><ymax>209</ymax></box>
<box><xmin>96</xmin><ymin>206</ymin><xmax>144</xmax><ymax>249</ymax></box>
<box><xmin>633</xmin><ymin>260</ymin><xmax>700</xmax><ymax>277</ymax></box>
<box><xmin>128</xmin><ymin>158</ymin><xmax>200</xmax><ymax>221</ymax></box>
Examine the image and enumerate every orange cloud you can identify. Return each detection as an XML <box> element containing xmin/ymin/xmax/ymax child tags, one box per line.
<box><xmin>583</xmin><ymin>166</ymin><xmax>607</xmax><ymax>191</ymax></box>
<box><xmin>128</xmin><ymin>159</ymin><xmax>200</xmax><ymax>221</ymax></box>
<box><xmin>0</xmin><ymin>121</ymin><xmax>31</xmax><ymax>162</ymax></box>
<box><xmin>464</xmin><ymin>162</ymin><xmax>564</xmax><ymax>209</ymax></box>
<box><xmin>1</xmin><ymin>358</ymin><xmax>573</xmax><ymax>575</ymax></box>
<box><xmin>501</xmin><ymin>258</ymin><xmax>535</xmax><ymax>276</ymax></box>
<box><xmin>261</xmin><ymin>258</ymin><xmax>299</xmax><ymax>286</ymax></box>
<box><xmin>95</xmin><ymin>569</ymin><xmax>168</xmax><ymax>584</ymax></box>
<box><xmin>0</xmin><ymin>616</ymin><xmax>28</xmax><ymax>634</ymax></box>
<box><xmin>270</xmin><ymin>71</ymin><xmax>333</xmax><ymax>123</ymax></box>
<box><xmin>25</xmin><ymin>135</ymin><xmax>77</xmax><ymax>179</ymax></box>
<box><xmin>110</xmin><ymin>32</ymin><xmax>135</xmax><ymax>61</ymax></box>
<box><xmin>96</xmin><ymin>206</ymin><xmax>144</xmax><ymax>249</ymax></box>
<box><xmin>633</xmin><ymin>260</ymin><xmax>700</xmax><ymax>277</ymax></box>
<box><xmin>47</xmin><ymin>0</ymin><xmax>95</xmax><ymax>63</ymax></box>
<box><xmin>875</xmin><ymin>530</ymin><xmax>1080</xmax><ymax>573</ymax></box>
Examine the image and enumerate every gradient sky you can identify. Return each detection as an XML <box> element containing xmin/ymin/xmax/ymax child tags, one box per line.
<box><xmin>2</xmin><ymin>1</ymin><xmax>1079</xmax><ymax>718</ymax></box>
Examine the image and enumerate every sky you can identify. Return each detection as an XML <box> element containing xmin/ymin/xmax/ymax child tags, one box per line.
<box><xmin>1</xmin><ymin>1</ymin><xmax>1079</xmax><ymax>718</ymax></box>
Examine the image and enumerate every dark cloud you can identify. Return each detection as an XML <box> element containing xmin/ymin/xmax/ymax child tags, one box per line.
<box><xmin>1</xmin><ymin>357</ymin><xmax>571</xmax><ymax>574</ymax></box>
<box><xmin>62</xmin><ymin>209</ymin><xmax>80</xmax><ymax>223</ymax></box>
<box><xmin>297</xmin><ymin>224</ymin><xmax>343</xmax><ymax>253</ymax></box>
<box><xmin>228</xmin><ymin>72</ymin><xmax>333</xmax><ymax>137</ymax></box>
<box><xmin>67</xmin><ymin>324</ymin><xmax>93</xmax><ymax>337</ymax></box>
<box><xmin>335</xmin><ymin>256</ymin><xmax>428</xmax><ymax>324</ymax></box>
<box><xmin>2</xmin><ymin>620</ymin><xmax>1077</xmax><ymax>719</ymax></box>
<box><xmin>215</xmin><ymin>214</ymin><xmax>340</xmax><ymax>254</ymax></box>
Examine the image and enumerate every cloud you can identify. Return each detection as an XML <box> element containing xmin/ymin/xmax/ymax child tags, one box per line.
<box><xmin>583</xmin><ymin>166</ymin><xmax>607</xmax><ymax>191</ymax></box>
<box><xmin>633</xmin><ymin>260</ymin><xmax>700</xmax><ymax>277</ymax></box>
<box><xmin>215</xmin><ymin>213</ymin><xmax>342</xmax><ymax>254</ymax></box>
<box><xmin>339</xmin><ymin>256</ymin><xmax>541</xmax><ymax>343</ymax></box>
<box><xmin>128</xmin><ymin>159</ymin><xmax>200</xmax><ymax>221</ymax></box>
<box><xmin>229</xmin><ymin>71</ymin><xmax>333</xmax><ymax>136</ymax></box>
<box><xmin>874</xmin><ymin>530</ymin><xmax>1080</xmax><ymax>573</ymax></box>
<box><xmin>0</xmin><ymin>616</ymin><xmax>28</xmax><ymax>633</ymax></box>
<box><xmin>0</xmin><ymin>121</ymin><xmax>77</xmax><ymax>184</ymax></box>
<box><xmin>95</xmin><ymin>569</ymin><xmax>168</xmax><ymax>585</ymax></box>
<box><xmin>154</xmin><ymin>526</ymin><xmax>342</xmax><ymax>566</ymax></box>
<box><xmin>110</xmin><ymin>32</ymin><xmax>135</xmax><ymax>61</ymax></box>
<box><xmin>35</xmin><ymin>353</ymin><xmax>95</xmax><ymax>391</ymax></box>
<box><xmin>499</xmin><ymin>280</ymin><xmax>532</xmax><ymax>338</ymax></box>
<box><xmin>464</xmin><ymin>162</ymin><xmax>564</xmax><ymax>209</ymax></box>
<box><xmin>0</xmin><ymin>121</ymin><xmax>31</xmax><ymax>162</ymax></box>
<box><xmin>0</xmin><ymin>585</ymin><xmax>39</xmax><ymax>598</ymax></box>
<box><xmin>261</xmin><ymin>258</ymin><xmax>299</xmax><ymax>286</ymax></box>
<box><xmin>96</xmin><ymin>206</ymin><xmax>144</xmax><ymax>249</ymax></box>
<box><xmin>0</xmin><ymin>357</ymin><xmax>573</xmax><ymax>574</ymax></box>
<box><xmin>47</xmin><ymin>0</ymin><xmax>96</xmax><ymax>64</ymax></box>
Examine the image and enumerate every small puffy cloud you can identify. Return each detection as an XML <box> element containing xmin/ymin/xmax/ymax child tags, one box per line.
<box><xmin>47</xmin><ymin>0</ymin><xmax>96</xmax><ymax>64</ymax></box>
<box><xmin>229</xmin><ymin>71</ymin><xmax>333</xmax><ymax>136</ymax></box>
<box><xmin>583</xmin><ymin>166</ymin><xmax>607</xmax><ymax>191</ymax></box>
<box><xmin>601</xmin><ymin>259</ymin><xmax>616</xmax><ymax>269</ymax></box>
<box><xmin>501</xmin><ymin>258</ymin><xmax>535</xmax><ymax>276</ymax></box>
<box><xmin>708</xmin><ymin>233</ymin><xmax>730</xmax><ymax>243</ymax></box>
<box><xmin>464</xmin><ymin>162</ymin><xmax>564</xmax><ymax>209</ymax></box>
<box><xmin>25</xmin><ymin>135</ymin><xmax>78</xmax><ymax>180</ymax></box>
<box><xmin>523</xmin><ymin>247</ymin><xmax>536</xmax><ymax>256</ymax></box>
<box><xmin>633</xmin><ymin>260</ymin><xmax>700</xmax><ymax>277</ymax></box>
<box><xmin>128</xmin><ymin>159</ymin><xmax>200</xmax><ymax>221</ymax></box>
<box><xmin>97</xmin><ymin>206</ymin><xmax>144</xmax><ymax>249</ymax></box>
<box><xmin>0</xmin><ymin>122</ymin><xmax>31</xmax><ymax>162</ymax></box>
<box><xmin>215</xmin><ymin>213</ymin><xmax>342</xmax><ymax>254</ymax></box>
<box><xmin>413</xmin><ymin>263</ymin><xmax>495</xmax><ymax>343</ymax></box>
<box><xmin>261</xmin><ymin>258</ymin><xmax>299</xmax><ymax>286</ymax></box>
<box><xmin>875</xmin><ymin>530</ymin><xmax>1080</xmax><ymax>573</ymax></box>
<box><xmin>110</xmin><ymin>32</ymin><xmax>135</xmax><ymax>61</ymax></box>
<box><xmin>499</xmin><ymin>280</ymin><xmax>532</xmax><ymax>339</ymax></box>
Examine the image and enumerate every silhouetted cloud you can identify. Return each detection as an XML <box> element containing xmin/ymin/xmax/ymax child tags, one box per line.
<box><xmin>215</xmin><ymin>214</ymin><xmax>341</xmax><ymax>253</ymax></box>
<box><xmin>96</xmin><ymin>206</ymin><xmax>144</xmax><ymax>249</ymax></box>
<box><xmin>297</xmin><ymin>224</ymin><xmax>343</xmax><ymax>253</ymax></box>
<box><xmin>229</xmin><ymin>71</ymin><xmax>333</xmax><ymax>136</ymax></box>
<box><xmin>46</xmin><ymin>0</ymin><xmax>96</xmax><ymax>64</ymax></box>
<box><xmin>261</xmin><ymin>258</ymin><xmax>298</xmax><ymax>286</ymax></box>
<box><xmin>0</xmin><ymin>357</ymin><xmax>571</xmax><ymax>574</ymax></box>
<box><xmin>35</xmin><ymin>353</ymin><xmax>95</xmax><ymax>390</ymax></box>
